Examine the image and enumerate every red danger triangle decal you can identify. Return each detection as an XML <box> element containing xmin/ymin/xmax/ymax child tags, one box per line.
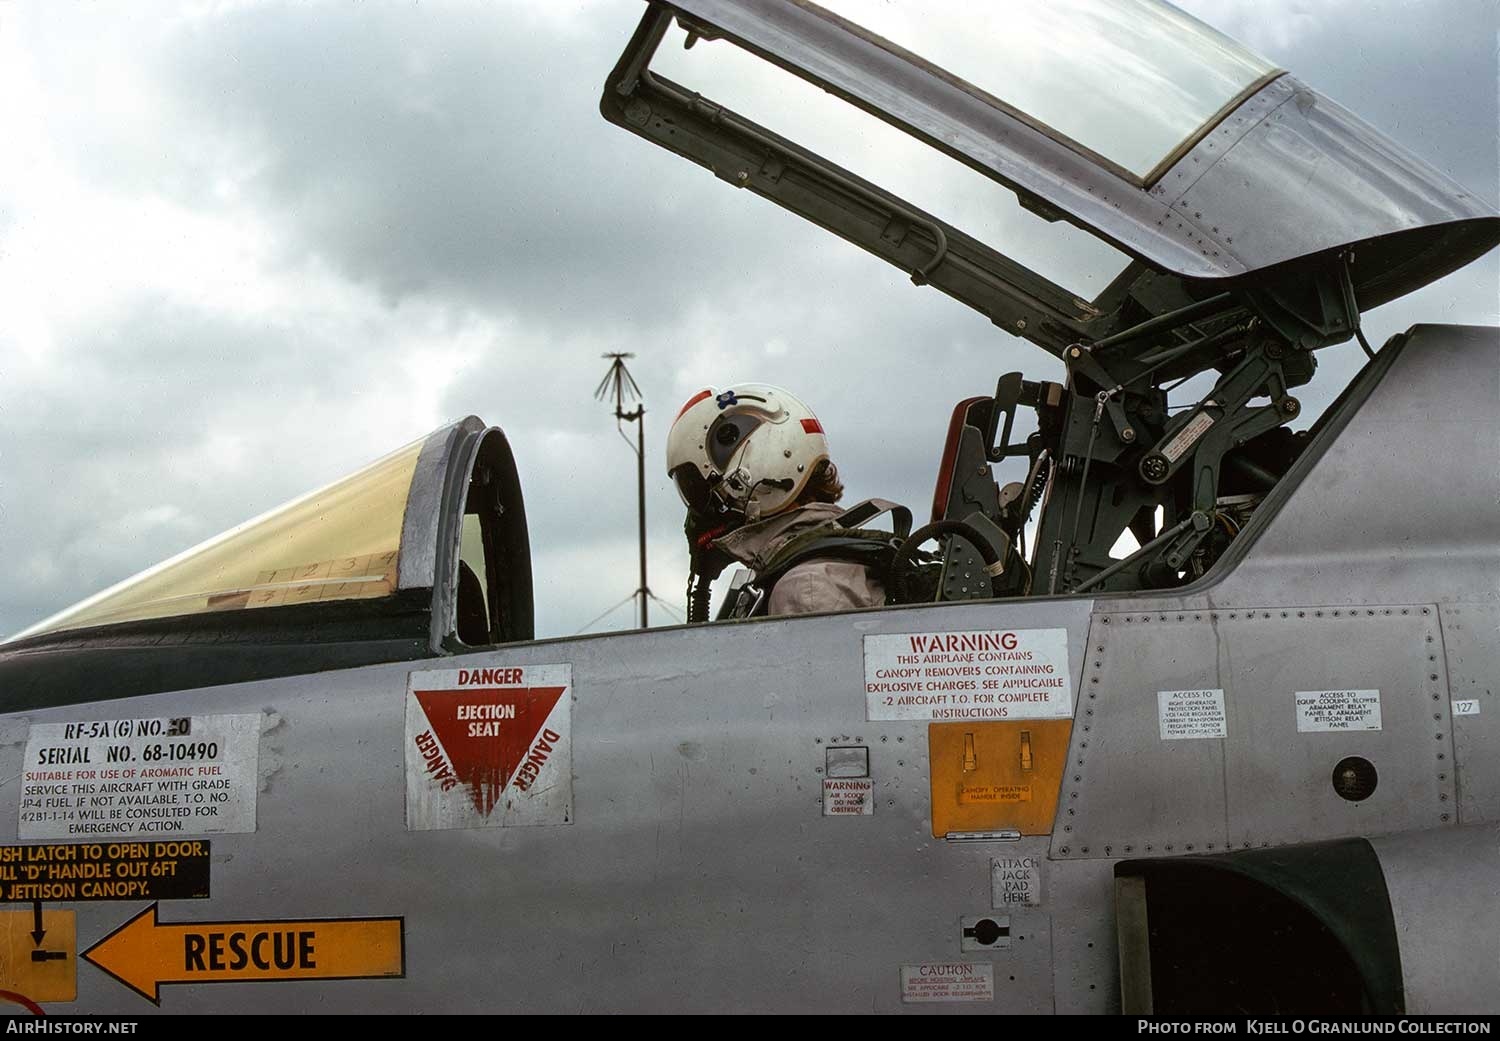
<box><xmin>414</xmin><ymin>686</ymin><xmax>566</xmax><ymax>815</ymax></box>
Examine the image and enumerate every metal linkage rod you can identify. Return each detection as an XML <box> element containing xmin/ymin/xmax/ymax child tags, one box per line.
<box><xmin>1068</xmin><ymin>514</ymin><xmax>1197</xmax><ymax>595</ymax></box>
<box><xmin>1090</xmin><ymin>292</ymin><xmax>1236</xmax><ymax>353</ymax></box>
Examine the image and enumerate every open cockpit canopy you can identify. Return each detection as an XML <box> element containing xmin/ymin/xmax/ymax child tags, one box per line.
<box><xmin>785</xmin><ymin>0</ymin><xmax>1280</xmax><ymax>185</ymax></box>
<box><xmin>603</xmin><ymin>0</ymin><xmax>1498</xmax><ymax>356</ymax></box>
<box><xmin>603</xmin><ymin>2</ymin><xmax>1496</xmax><ymax>614</ymax></box>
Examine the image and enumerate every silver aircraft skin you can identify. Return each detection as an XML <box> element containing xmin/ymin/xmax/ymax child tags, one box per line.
<box><xmin>0</xmin><ymin>0</ymin><xmax>1496</xmax><ymax>1016</ymax></box>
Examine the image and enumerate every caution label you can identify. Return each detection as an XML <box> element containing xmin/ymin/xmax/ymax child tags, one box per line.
<box><xmin>405</xmin><ymin>665</ymin><xmax>572</xmax><ymax>830</ymax></box>
<box><xmin>1158</xmin><ymin>689</ymin><xmax>1227</xmax><ymax>740</ymax></box>
<box><xmin>19</xmin><ymin>715</ymin><xmax>260</xmax><ymax>841</ymax></box>
<box><xmin>864</xmin><ymin>629</ymin><xmax>1071</xmax><ymax>721</ymax></box>
<box><xmin>83</xmin><ymin>903</ymin><xmax>403</xmax><ymax>1005</ymax></box>
<box><xmin>991</xmin><ymin>855</ymin><xmax>1041</xmax><ymax>907</ymax></box>
<box><xmin>0</xmin><ymin>841</ymin><xmax>209</xmax><ymax>903</ymax></box>
<box><xmin>822</xmin><ymin>778</ymin><xmax>873</xmax><ymax>816</ymax></box>
<box><xmin>1295</xmin><ymin>689</ymin><xmax>1382</xmax><ymax>732</ymax></box>
<box><xmin>899</xmin><ymin>962</ymin><xmax>994</xmax><ymax>1003</ymax></box>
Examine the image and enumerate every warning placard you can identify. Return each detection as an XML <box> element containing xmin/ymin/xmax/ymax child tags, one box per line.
<box><xmin>19</xmin><ymin>715</ymin><xmax>260</xmax><ymax>841</ymax></box>
<box><xmin>0</xmin><ymin>841</ymin><xmax>210</xmax><ymax>903</ymax></box>
<box><xmin>991</xmin><ymin>855</ymin><xmax>1041</xmax><ymax>907</ymax></box>
<box><xmin>1296</xmin><ymin>689</ymin><xmax>1382</xmax><ymax>732</ymax></box>
<box><xmin>864</xmin><ymin>628</ymin><xmax>1071</xmax><ymax>722</ymax></box>
<box><xmin>822</xmin><ymin>778</ymin><xmax>873</xmax><ymax>816</ymax></box>
<box><xmin>899</xmin><ymin>962</ymin><xmax>994</xmax><ymax>1002</ymax></box>
<box><xmin>405</xmin><ymin>665</ymin><xmax>572</xmax><ymax>830</ymax></box>
<box><xmin>1157</xmin><ymin>689</ymin><xmax>1227</xmax><ymax>740</ymax></box>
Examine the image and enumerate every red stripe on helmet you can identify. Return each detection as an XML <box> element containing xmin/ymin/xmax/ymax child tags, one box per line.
<box><xmin>800</xmin><ymin>418</ymin><xmax>824</xmax><ymax>434</ymax></box>
<box><xmin>674</xmin><ymin>389</ymin><xmax>712</xmax><ymax>422</ymax></box>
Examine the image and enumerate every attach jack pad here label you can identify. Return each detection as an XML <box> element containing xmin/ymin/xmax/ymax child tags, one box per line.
<box><xmin>0</xmin><ymin>841</ymin><xmax>210</xmax><ymax>903</ymax></box>
<box><xmin>405</xmin><ymin>665</ymin><xmax>572</xmax><ymax>830</ymax></box>
<box><xmin>991</xmin><ymin>855</ymin><xmax>1041</xmax><ymax>907</ymax></box>
<box><xmin>864</xmin><ymin>628</ymin><xmax>1071</xmax><ymax>721</ymax></box>
<box><xmin>20</xmin><ymin>714</ymin><xmax>260</xmax><ymax>841</ymax></box>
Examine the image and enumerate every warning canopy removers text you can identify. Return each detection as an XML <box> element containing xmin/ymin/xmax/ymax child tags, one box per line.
<box><xmin>864</xmin><ymin>629</ymin><xmax>1071</xmax><ymax>722</ymax></box>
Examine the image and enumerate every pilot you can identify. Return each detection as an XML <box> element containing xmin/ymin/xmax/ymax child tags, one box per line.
<box><xmin>667</xmin><ymin>383</ymin><xmax>885</xmax><ymax>618</ymax></box>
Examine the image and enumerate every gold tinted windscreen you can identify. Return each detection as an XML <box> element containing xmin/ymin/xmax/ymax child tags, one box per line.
<box><xmin>16</xmin><ymin>436</ymin><xmax>426</xmax><ymax>639</ymax></box>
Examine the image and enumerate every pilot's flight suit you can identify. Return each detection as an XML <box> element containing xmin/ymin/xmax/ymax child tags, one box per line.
<box><xmin>712</xmin><ymin>501</ymin><xmax>885</xmax><ymax>616</ymax></box>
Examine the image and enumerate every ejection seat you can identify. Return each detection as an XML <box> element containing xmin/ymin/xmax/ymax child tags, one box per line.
<box><xmin>925</xmin><ymin>376</ymin><xmax>1062</xmax><ymax>600</ymax></box>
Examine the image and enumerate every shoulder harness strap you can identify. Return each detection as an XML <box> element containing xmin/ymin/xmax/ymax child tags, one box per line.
<box><xmin>752</xmin><ymin>499</ymin><xmax>911</xmax><ymax>590</ymax></box>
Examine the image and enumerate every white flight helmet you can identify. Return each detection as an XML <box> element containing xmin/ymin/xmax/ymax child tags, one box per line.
<box><xmin>666</xmin><ymin>383</ymin><xmax>830</xmax><ymax>523</ymax></box>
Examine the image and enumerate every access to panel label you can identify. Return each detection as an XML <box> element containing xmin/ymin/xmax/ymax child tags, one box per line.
<box><xmin>899</xmin><ymin>962</ymin><xmax>994</xmax><ymax>1003</ymax></box>
<box><xmin>19</xmin><ymin>715</ymin><xmax>260</xmax><ymax>841</ymax></box>
<box><xmin>1157</xmin><ymin>689</ymin><xmax>1227</xmax><ymax>740</ymax></box>
<box><xmin>1295</xmin><ymin>690</ymin><xmax>1381</xmax><ymax>732</ymax></box>
<box><xmin>405</xmin><ymin>664</ymin><xmax>572</xmax><ymax>830</ymax></box>
<box><xmin>865</xmin><ymin>628</ymin><xmax>1071</xmax><ymax>722</ymax></box>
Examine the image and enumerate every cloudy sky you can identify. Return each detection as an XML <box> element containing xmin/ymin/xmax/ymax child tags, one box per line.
<box><xmin>0</xmin><ymin>0</ymin><xmax>1495</xmax><ymax>641</ymax></box>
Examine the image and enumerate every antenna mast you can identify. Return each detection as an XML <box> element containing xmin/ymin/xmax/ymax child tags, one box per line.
<box><xmin>594</xmin><ymin>353</ymin><xmax>650</xmax><ymax>629</ymax></box>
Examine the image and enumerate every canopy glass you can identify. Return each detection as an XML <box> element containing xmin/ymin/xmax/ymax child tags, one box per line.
<box><xmin>808</xmin><ymin>0</ymin><xmax>1278</xmax><ymax>180</ymax></box>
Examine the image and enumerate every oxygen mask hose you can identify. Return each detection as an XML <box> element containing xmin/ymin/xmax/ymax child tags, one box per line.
<box><xmin>687</xmin><ymin>571</ymin><xmax>714</xmax><ymax>623</ymax></box>
<box><xmin>684</xmin><ymin>516</ymin><xmax>732</xmax><ymax>623</ymax></box>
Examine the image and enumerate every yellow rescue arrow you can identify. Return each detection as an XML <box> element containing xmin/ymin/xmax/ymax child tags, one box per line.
<box><xmin>83</xmin><ymin>903</ymin><xmax>403</xmax><ymax>1004</ymax></box>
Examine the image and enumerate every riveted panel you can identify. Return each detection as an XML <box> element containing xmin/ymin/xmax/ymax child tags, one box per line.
<box><xmin>1056</xmin><ymin>606</ymin><xmax>1456</xmax><ymax>860</ymax></box>
<box><xmin>1050</xmin><ymin>858</ymin><xmax>1120</xmax><ymax>1013</ymax></box>
<box><xmin>1441</xmin><ymin>603</ymin><xmax>1500</xmax><ymax>824</ymax></box>
<box><xmin>1054</xmin><ymin>614</ymin><xmax>1229</xmax><ymax>860</ymax></box>
<box><xmin>1219</xmin><ymin>606</ymin><xmax>1452</xmax><ymax>846</ymax></box>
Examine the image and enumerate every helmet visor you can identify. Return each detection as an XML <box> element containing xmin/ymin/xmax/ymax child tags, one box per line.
<box><xmin>706</xmin><ymin>414</ymin><xmax>765</xmax><ymax>471</ymax></box>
